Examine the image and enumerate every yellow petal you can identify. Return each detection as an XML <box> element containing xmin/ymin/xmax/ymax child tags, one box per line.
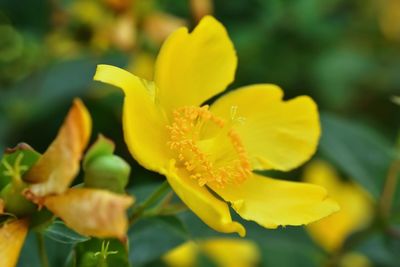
<box><xmin>166</xmin><ymin>161</ymin><xmax>245</xmax><ymax>236</ymax></box>
<box><xmin>304</xmin><ymin>161</ymin><xmax>373</xmax><ymax>252</ymax></box>
<box><xmin>154</xmin><ymin>15</ymin><xmax>237</xmax><ymax>114</ymax></box>
<box><xmin>209</xmin><ymin>84</ymin><xmax>320</xmax><ymax>171</ymax></box>
<box><xmin>211</xmin><ymin>173</ymin><xmax>339</xmax><ymax>229</ymax></box>
<box><xmin>0</xmin><ymin>219</ymin><xmax>29</xmax><ymax>267</ymax></box>
<box><xmin>164</xmin><ymin>239</ymin><xmax>260</xmax><ymax>267</ymax></box>
<box><xmin>201</xmin><ymin>238</ymin><xmax>260</xmax><ymax>267</ymax></box>
<box><xmin>163</xmin><ymin>241</ymin><xmax>198</xmax><ymax>267</ymax></box>
<box><xmin>44</xmin><ymin>188</ymin><xmax>134</xmax><ymax>239</ymax></box>
<box><xmin>24</xmin><ymin>99</ymin><xmax>92</xmax><ymax>196</ymax></box>
<box><xmin>94</xmin><ymin>64</ymin><xmax>171</xmax><ymax>174</ymax></box>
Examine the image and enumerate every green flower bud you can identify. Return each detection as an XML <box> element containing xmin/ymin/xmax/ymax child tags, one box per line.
<box><xmin>84</xmin><ymin>155</ymin><xmax>130</xmax><ymax>194</ymax></box>
<box><xmin>83</xmin><ymin>135</ymin><xmax>131</xmax><ymax>194</ymax></box>
<box><xmin>0</xmin><ymin>182</ymin><xmax>36</xmax><ymax>217</ymax></box>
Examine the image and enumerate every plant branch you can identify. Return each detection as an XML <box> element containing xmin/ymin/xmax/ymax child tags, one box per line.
<box><xmin>379</xmin><ymin>134</ymin><xmax>400</xmax><ymax>218</ymax></box>
<box><xmin>129</xmin><ymin>181</ymin><xmax>170</xmax><ymax>225</ymax></box>
<box><xmin>36</xmin><ymin>233</ymin><xmax>49</xmax><ymax>267</ymax></box>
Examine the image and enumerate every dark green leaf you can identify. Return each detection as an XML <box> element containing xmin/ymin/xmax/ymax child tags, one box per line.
<box><xmin>319</xmin><ymin>113</ymin><xmax>394</xmax><ymax>198</ymax></box>
<box><xmin>129</xmin><ymin>215</ymin><xmax>189</xmax><ymax>266</ymax></box>
<box><xmin>44</xmin><ymin>220</ymin><xmax>90</xmax><ymax>244</ymax></box>
<box><xmin>18</xmin><ymin>232</ymin><xmax>72</xmax><ymax>267</ymax></box>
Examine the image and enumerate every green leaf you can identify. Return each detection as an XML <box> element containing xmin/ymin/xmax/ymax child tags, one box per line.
<box><xmin>18</xmin><ymin>232</ymin><xmax>73</xmax><ymax>267</ymax></box>
<box><xmin>319</xmin><ymin>113</ymin><xmax>394</xmax><ymax>198</ymax></box>
<box><xmin>44</xmin><ymin>220</ymin><xmax>90</xmax><ymax>244</ymax></box>
<box><xmin>29</xmin><ymin>208</ymin><xmax>54</xmax><ymax>232</ymax></box>
<box><xmin>357</xmin><ymin>233</ymin><xmax>399</xmax><ymax>267</ymax></box>
<box><xmin>0</xmin><ymin>143</ymin><xmax>41</xmax><ymax>190</ymax></box>
<box><xmin>129</xmin><ymin>215</ymin><xmax>189</xmax><ymax>266</ymax></box>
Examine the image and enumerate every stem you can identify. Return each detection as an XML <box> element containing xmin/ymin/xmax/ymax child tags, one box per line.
<box><xmin>36</xmin><ymin>233</ymin><xmax>49</xmax><ymax>267</ymax></box>
<box><xmin>380</xmin><ymin>160</ymin><xmax>400</xmax><ymax>217</ymax></box>
<box><xmin>379</xmin><ymin>133</ymin><xmax>400</xmax><ymax>218</ymax></box>
<box><xmin>129</xmin><ymin>181</ymin><xmax>170</xmax><ymax>224</ymax></box>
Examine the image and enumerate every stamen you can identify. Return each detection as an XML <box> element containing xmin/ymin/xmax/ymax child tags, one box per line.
<box><xmin>166</xmin><ymin>106</ymin><xmax>251</xmax><ymax>188</ymax></box>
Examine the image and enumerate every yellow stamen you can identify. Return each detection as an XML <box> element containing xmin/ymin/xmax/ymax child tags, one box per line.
<box><xmin>166</xmin><ymin>106</ymin><xmax>251</xmax><ymax>187</ymax></box>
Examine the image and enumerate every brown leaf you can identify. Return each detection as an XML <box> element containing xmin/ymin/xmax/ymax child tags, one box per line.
<box><xmin>44</xmin><ymin>188</ymin><xmax>134</xmax><ymax>239</ymax></box>
<box><xmin>24</xmin><ymin>99</ymin><xmax>92</xmax><ymax>197</ymax></box>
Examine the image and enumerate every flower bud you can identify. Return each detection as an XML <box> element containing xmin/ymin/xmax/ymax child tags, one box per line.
<box><xmin>0</xmin><ymin>182</ymin><xmax>36</xmax><ymax>217</ymax></box>
<box><xmin>84</xmin><ymin>154</ymin><xmax>130</xmax><ymax>194</ymax></box>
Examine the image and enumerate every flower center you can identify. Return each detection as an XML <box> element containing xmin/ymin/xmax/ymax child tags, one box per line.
<box><xmin>166</xmin><ymin>105</ymin><xmax>251</xmax><ymax>187</ymax></box>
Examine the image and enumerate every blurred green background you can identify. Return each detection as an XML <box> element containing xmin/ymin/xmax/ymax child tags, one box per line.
<box><xmin>0</xmin><ymin>0</ymin><xmax>399</xmax><ymax>266</ymax></box>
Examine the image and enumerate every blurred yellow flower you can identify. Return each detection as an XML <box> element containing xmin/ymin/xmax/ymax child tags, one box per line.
<box><xmin>143</xmin><ymin>12</ymin><xmax>187</xmax><ymax>45</ymax></box>
<box><xmin>303</xmin><ymin>161</ymin><xmax>373</xmax><ymax>252</ymax></box>
<box><xmin>163</xmin><ymin>238</ymin><xmax>260</xmax><ymax>267</ymax></box>
<box><xmin>128</xmin><ymin>52</ymin><xmax>155</xmax><ymax>81</ymax></box>
<box><xmin>94</xmin><ymin>16</ymin><xmax>339</xmax><ymax>236</ymax></box>
<box><xmin>24</xmin><ymin>99</ymin><xmax>134</xmax><ymax>240</ymax></box>
<box><xmin>339</xmin><ymin>252</ymin><xmax>371</xmax><ymax>267</ymax></box>
<box><xmin>190</xmin><ymin>0</ymin><xmax>214</xmax><ymax>22</ymax></box>
<box><xmin>379</xmin><ymin>0</ymin><xmax>400</xmax><ymax>41</ymax></box>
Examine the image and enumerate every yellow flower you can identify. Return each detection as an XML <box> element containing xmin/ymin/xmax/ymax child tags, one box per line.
<box><xmin>94</xmin><ymin>16</ymin><xmax>339</xmax><ymax>236</ymax></box>
<box><xmin>163</xmin><ymin>238</ymin><xmax>260</xmax><ymax>267</ymax></box>
<box><xmin>379</xmin><ymin>0</ymin><xmax>400</xmax><ymax>41</ymax></box>
<box><xmin>303</xmin><ymin>161</ymin><xmax>373</xmax><ymax>252</ymax></box>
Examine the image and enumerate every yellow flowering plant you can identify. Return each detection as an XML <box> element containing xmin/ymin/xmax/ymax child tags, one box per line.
<box><xmin>0</xmin><ymin>99</ymin><xmax>134</xmax><ymax>267</ymax></box>
<box><xmin>94</xmin><ymin>15</ymin><xmax>339</xmax><ymax>236</ymax></box>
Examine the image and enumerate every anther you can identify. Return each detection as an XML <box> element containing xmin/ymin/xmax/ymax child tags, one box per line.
<box><xmin>167</xmin><ymin>106</ymin><xmax>251</xmax><ymax>187</ymax></box>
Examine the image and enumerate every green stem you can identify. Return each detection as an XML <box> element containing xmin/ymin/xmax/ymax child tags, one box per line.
<box><xmin>129</xmin><ymin>181</ymin><xmax>170</xmax><ymax>225</ymax></box>
<box><xmin>380</xmin><ymin>160</ymin><xmax>400</xmax><ymax>217</ymax></box>
<box><xmin>379</xmin><ymin>133</ymin><xmax>400</xmax><ymax>218</ymax></box>
<box><xmin>36</xmin><ymin>233</ymin><xmax>49</xmax><ymax>267</ymax></box>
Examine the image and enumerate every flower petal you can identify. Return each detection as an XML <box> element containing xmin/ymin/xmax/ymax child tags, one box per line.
<box><xmin>163</xmin><ymin>242</ymin><xmax>197</xmax><ymax>267</ymax></box>
<box><xmin>154</xmin><ymin>16</ymin><xmax>237</xmax><ymax>114</ymax></box>
<box><xmin>201</xmin><ymin>238</ymin><xmax>260</xmax><ymax>267</ymax></box>
<box><xmin>211</xmin><ymin>173</ymin><xmax>339</xmax><ymax>229</ymax></box>
<box><xmin>44</xmin><ymin>188</ymin><xmax>134</xmax><ymax>239</ymax></box>
<box><xmin>166</xmin><ymin>161</ymin><xmax>245</xmax><ymax>236</ymax></box>
<box><xmin>24</xmin><ymin>99</ymin><xmax>92</xmax><ymax>196</ymax></box>
<box><xmin>209</xmin><ymin>84</ymin><xmax>321</xmax><ymax>171</ymax></box>
<box><xmin>163</xmin><ymin>239</ymin><xmax>260</xmax><ymax>267</ymax></box>
<box><xmin>304</xmin><ymin>161</ymin><xmax>372</xmax><ymax>251</ymax></box>
<box><xmin>0</xmin><ymin>219</ymin><xmax>29</xmax><ymax>267</ymax></box>
<box><xmin>94</xmin><ymin>64</ymin><xmax>171</xmax><ymax>174</ymax></box>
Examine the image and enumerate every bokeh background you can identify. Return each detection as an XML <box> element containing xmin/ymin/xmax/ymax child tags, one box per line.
<box><xmin>0</xmin><ymin>0</ymin><xmax>399</xmax><ymax>266</ymax></box>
